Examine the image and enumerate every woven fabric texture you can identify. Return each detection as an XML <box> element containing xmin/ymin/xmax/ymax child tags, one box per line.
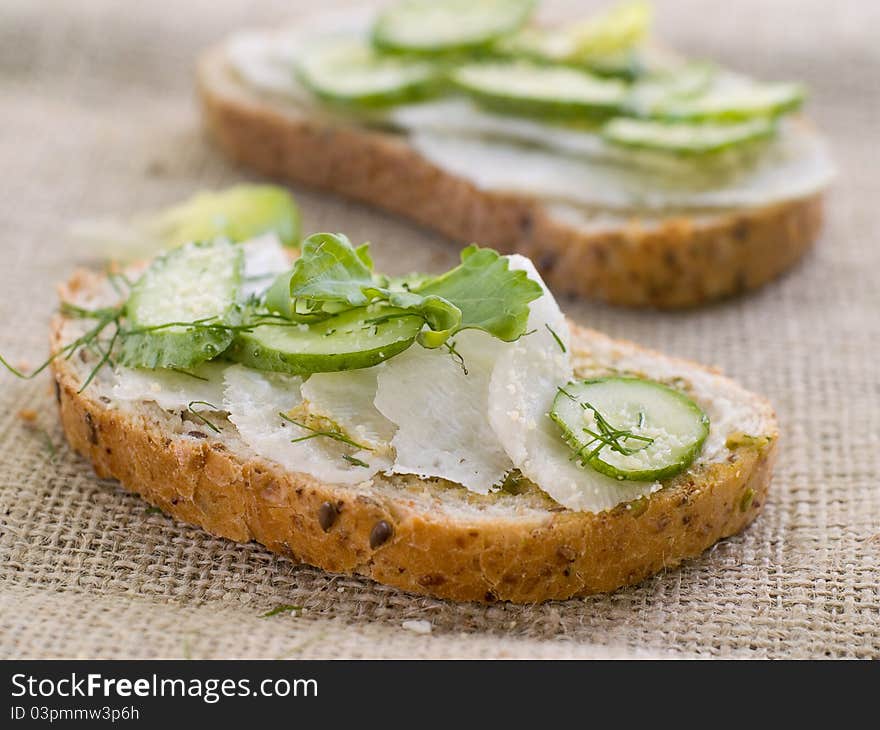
<box><xmin>0</xmin><ymin>0</ymin><xmax>877</xmax><ymax>659</ymax></box>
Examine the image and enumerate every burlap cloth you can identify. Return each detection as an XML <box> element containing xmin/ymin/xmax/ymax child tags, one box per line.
<box><xmin>0</xmin><ymin>0</ymin><xmax>877</xmax><ymax>659</ymax></box>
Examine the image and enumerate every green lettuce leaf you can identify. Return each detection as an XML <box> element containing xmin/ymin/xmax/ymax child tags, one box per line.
<box><xmin>266</xmin><ymin>234</ymin><xmax>543</xmax><ymax>349</ymax></box>
<box><xmin>265</xmin><ymin>233</ymin><xmax>374</xmax><ymax>317</ymax></box>
<box><xmin>413</xmin><ymin>245</ymin><xmax>543</xmax><ymax>346</ymax></box>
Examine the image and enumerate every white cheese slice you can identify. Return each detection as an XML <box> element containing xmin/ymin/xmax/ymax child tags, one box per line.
<box><xmin>301</xmin><ymin>367</ymin><xmax>396</xmax><ymax>449</ymax></box>
<box><xmin>222</xmin><ymin>364</ymin><xmax>387</xmax><ymax>485</ymax></box>
<box><xmin>227</xmin><ymin>31</ymin><xmax>311</xmax><ymax>102</ymax></box>
<box><xmin>391</xmin><ymin>98</ymin><xmax>655</xmax><ymax>169</ymax></box>
<box><xmin>240</xmin><ymin>232</ymin><xmax>291</xmax><ymax>300</ymax></box>
<box><xmin>374</xmin><ymin>330</ymin><xmax>513</xmax><ymax>494</ymax></box>
<box><xmin>488</xmin><ymin>256</ymin><xmax>658</xmax><ymax>512</ymax></box>
<box><xmin>391</xmin><ymin>95</ymin><xmax>788</xmax><ymax>180</ymax></box>
<box><xmin>111</xmin><ymin>360</ymin><xmax>228</xmax><ymax>411</ymax></box>
<box><xmin>409</xmin><ymin>122</ymin><xmax>834</xmax><ymax>211</ymax></box>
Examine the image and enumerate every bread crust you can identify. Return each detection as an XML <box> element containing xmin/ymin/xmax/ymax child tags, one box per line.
<box><xmin>197</xmin><ymin>44</ymin><xmax>824</xmax><ymax>309</ymax></box>
<box><xmin>50</xmin><ymin>273</ymin><xmax>777</xmax><ymax>603</ymax></box>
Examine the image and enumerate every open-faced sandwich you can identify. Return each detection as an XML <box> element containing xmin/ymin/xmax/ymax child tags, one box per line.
<box><xmin>5</xmin><ymin>187</ymin><xmax>777</xmax><ymax>602</ymax></box>
<box><xmin>199</xmin><ymin>0</ymin><xmax>833</xmax><ymax>308</ymax></box>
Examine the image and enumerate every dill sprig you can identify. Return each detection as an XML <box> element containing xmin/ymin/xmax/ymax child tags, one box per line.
<box><xmin>545</xmin><ymin>323</ymin><xmax>566</xmax><ymax>353</ymax></box>
<box><xmin>77</xmin><ymin>322</ymin><xmax>120</xmax><ymax>393</ymax></box>
<box><xmin>445</xmin><ymin>340</ymin><xmax>468</xmax><ymax>375</ymax></box>
<box><xmin>106</xmin><ymin>270</ymin><xmax>133</xmax><ymax>297</ymax></box>
<box><xmin>121</xmin><ymin>315</ymin><xmax>319</xmax><ymax>339</ymax></box>
<box><xmin>556</xmin><ymin>387</ymin><xmax>654</xmax><ymax>464</ymax></box>
<box><xmin>363</xmin><ymin>312</ymin><xmax>415</xmax><ymax>326</ymax></box>
<box><xmin>277</xmin><ymin>412</ymin><xmax>372</xmax><ymax>451</ymax></box>
<box><xmin>1</xmin><ymin>303</ymin><xmax>125</xmax><ymax>392</ymax></box>
<box><xmin>342</xmin><ymin>454</ymin><xmax>370</xmax><ymax>468</ymax></box>
<box><xmin>170</xmin><ymin>367</ymin><xmax>209</xmax><ymax>381</ymax></box>
<box><xmin>187</xmin><ymin>401</ymin><xmax>222</xmax><ymax>434</ymax></box>
<box><xmin>261</xmin><ymin>604</ymin><xmax>303</xmax><ymax>618</ymax></box>
<box><xmin>0</xmin><ymin>298</ymin><xmax>339</xmax><ymax>396</ymax></box>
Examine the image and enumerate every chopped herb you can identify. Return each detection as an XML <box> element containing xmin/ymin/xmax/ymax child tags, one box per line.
<box><xmin>626</xmin><ymin>495</ymin><xmax>649</xmax><ymax>518</ymax></box>
<box><xmin>740</xmin><ymin>488</ymin><xmax>755</xmax><ymax>512</ymax></box>
<box><xmin>363</xmin><ymin>312</ymin><xmax>417</xmax><ymax>326</ymax></box>
<box><xmin>278</xmin><ymin>412</ymin><xmax>371</xmax><ymax>451</ymax></box>
<box><xmin>77</xmin><ymin>323</ymin><xmax>120</xmax><ymax>393</ymax></box>
<box><xmin>556</xmin><ymin>386</ymin><xmax>654</xmax><ymax>463</ymax></box>
<box><xmin>725</xmin><ymin>432</ymin><xmax>771</xmax><ymax>451</ymax></box>
<box><xmin>187</xmin><ymin>401</ymin><xmax>222</xmax><ymax>434</ymax></box>
<box><xmin>144</xmin><ymin>506</ymin><xmax>163</xmax><ymax>515</ymax></box>
<box><xmin>261</xmin><ymin>604</ymin><xmax>303</xmax><ymax>618</ymax></box>
<box><xmin>445</xmin><ymin>340</ymin><xmax>468</xmax><ymax>375</ymax></box>
<box><xmin>1</xmin><ymin>303</ymin><xmax>125</xmax><ymax>391</ymax></box>
<box><xmin>170</xmin><ymin>367</ymin><xmax>209</xmax><ymax>381</ymax></box>
<box><xmin>498</xmin><ymin>470</ymin><xmax>529</xmax><ymax>495</ymax></box>
<box><xmin>545</xmin><ymin>323</ymin><xmax>567</xmax><ymax>353</ymax></box>
<box><xmin>342</xmin><ymin>454</ymin><xmax>370</xmax><ymax>468</ymax></box>
<box><xmin>106</xmin><ymin>270</ymin><xmax>133</xmax><ymax>297</ymax></box>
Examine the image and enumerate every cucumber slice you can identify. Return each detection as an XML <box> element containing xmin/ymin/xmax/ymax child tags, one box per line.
<box><xmin>297</xmin><ymin>39</ymin><xmax>440</xmax><ymax>106</ymax></box>
<box><xmin>493</xmin><ymin>27</ymin><xmax>573</xmax><ymax>63</ymax></box>
<box><xmin>602</xmin><ymin>116</ymin><xmax>776</xmax><ymax>155</ymax></box>
<box><xmin>120</xmin><ymin>240</ymin><xmax>243</xmax><ymax>369</ymax></box>
<box><xmin>494</xmin><ymin>1</ymin><xmax>650</xmax><ymax>67</ymax></box>
<box><xmin>228</xmin><ymin>306</ymin><xmax>424</xmax><ymax>375</ymax></box>
<box><xmin>626</xmin><ymin>63</ymin><xmax>715</xmax><ymax>116</ymax></box>
<box><xmin>653</xmin><ymin>82</ymin><xmax>805</xmax><ymax>121</ymax></box>
<box><xmin>451</xmin><ymin>61</ymin><xmax>628</xmax><ymax>118</ymax></box>
<box><xmin>373</xmin><ymin>0</ymin><xmax>535</xmax><ymax>54</ymax></box>
<box><xmin>564</xmin><ymin>0</ymin><xmax>652</xmax><ymax>62</ymax></box>
<box><xmin>586</xmin><ymin>49</ymin><xmax>645</xmax><ymax>80</ymax></box>
<box><xmin>154</xmin><ymin>185</ymin><xmax>301</xmax><ymax>249</ymax></box>
<box><xmin>550</xmin><ymin>377</ymin><xmax>709</xmax><ymax>481</ymax></box>
<box><xmin>495</xmin><ymin>29</ymin><xmax>645</xmax><ymax>79</ymax></box>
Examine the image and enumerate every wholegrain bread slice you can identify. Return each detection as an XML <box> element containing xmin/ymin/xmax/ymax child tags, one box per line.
<box><xmin>51</xmin><ymin>268</ymin><xmax>777</xmax><ymax>603</ymax></box>
<box><xmin>197</xmin><ymin>43</ymin><xmax>824</xmax><ymax>309</ymax></box>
